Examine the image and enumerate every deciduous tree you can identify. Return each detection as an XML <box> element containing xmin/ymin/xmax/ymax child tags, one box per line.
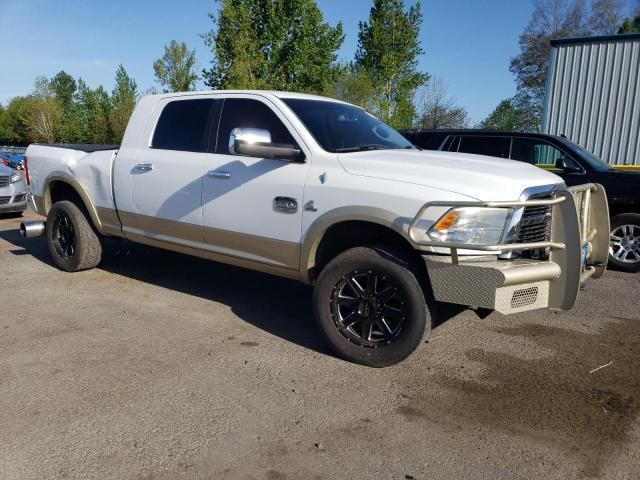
<box><xmin>354</xmin><ymin>0</ymin><xmax>429</xmax><ymax>128</ymax></box>
<box><xmin>203</xmin><ymin>0</ymin><xmax>344</xmax><ymax>93</ymax></box>
<box><xmin>416</xmin><ymin>78</ymin><xmax>469</xmax><ymax>129</ymax></box>
<box><xmin>589</xmin><ymin>0</ymin><xmax>625</xmax><ymax>34</ymax></box>
<box><xmin>509</xmin><ymin>0</ymin><xmax>589</xmax><ymax>131</ymax></box>
<box><xmin>153</xmin><ymin>40</ymin><xmax>199</xmax><ymax>92</ymax></box>
<box><xmin>110</xmin><ymin>65</ymin><xmax>138</xmax><ymax>143</ymax></box>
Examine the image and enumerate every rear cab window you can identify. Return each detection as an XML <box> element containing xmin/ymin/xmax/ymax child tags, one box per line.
<box><xmin>151</xmin><ymin>99</ymin><xmax>221</xmax><ymax>152</ymax></box>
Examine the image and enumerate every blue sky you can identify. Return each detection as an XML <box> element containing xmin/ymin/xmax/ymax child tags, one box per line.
<box><xmin>0</xmin><ymin>0</ymin><xmax>535</xmax><ymax>122</ymax></box>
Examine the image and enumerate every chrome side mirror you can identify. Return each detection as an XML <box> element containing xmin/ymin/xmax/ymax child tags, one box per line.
<box><xmin>229</xmin><ymin>128</ymin><xmax>272</xmax><ymax>155</ymax></box>
<box><xmin>229</xmin><ymin>127</ymin><xmax>303</xmax><ymax>161</ymax></box>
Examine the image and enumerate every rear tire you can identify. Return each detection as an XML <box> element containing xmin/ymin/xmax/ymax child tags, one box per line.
<box><xmin>313</xmin><ymin>246</ymin><xmax>431</xmax><ymax>367</ymax></box>
<box><xmin>46</xmin><ymin>200</ymin><xmax>102</xmax><ymax>272</ymax></box>
<box><xmin>609</xmin><ymin>213</ymin><xmax>640</xmax><ymax>273</ymax></box>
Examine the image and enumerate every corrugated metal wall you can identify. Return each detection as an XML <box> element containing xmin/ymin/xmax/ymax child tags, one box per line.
<box><xmin>542</xmin><ymin>36</ymin><xmax>640</xmax><ymax>166</ymax></box>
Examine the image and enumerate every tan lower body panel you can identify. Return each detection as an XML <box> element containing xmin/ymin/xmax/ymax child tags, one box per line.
<box><xmin>112</xmin><ymin>210</ymin><xmax>301</xmax><ymax>278</ymax></box>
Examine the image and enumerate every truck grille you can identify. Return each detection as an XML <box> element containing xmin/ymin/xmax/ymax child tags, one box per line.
<box><xmin>516</xmin><ymin>204</ymin><xmax>553</xmax><ymax>243</ymax></box>
<box><xmin>515</xmin><ymin>191</ymin><xmax>554</xmax><ymax>244</ymax></box>
<box><xmin>0</xmin><ymin>196</ymin><xmax>11</xmax><ymax>205</ymax></box>
<box><xmin>0</xmin><ymin>176</ymin><xmax>9</xmax><ymax>187</ymax></box>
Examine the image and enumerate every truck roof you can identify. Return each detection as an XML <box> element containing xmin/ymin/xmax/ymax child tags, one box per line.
<box><xmin>142</xmin><ymin>90</ymin><xmax>354</xmax><ymax>106</ymax></box>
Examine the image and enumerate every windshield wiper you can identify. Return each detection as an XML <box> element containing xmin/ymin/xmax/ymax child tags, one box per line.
<box><xmin>335</xmin><ymin>144</ymin><xmax>390</xmax><ymax>153</ymax></box>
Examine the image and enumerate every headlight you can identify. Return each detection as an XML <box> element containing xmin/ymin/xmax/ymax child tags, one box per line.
<box><xmin>427</xmin><ymin>207</ymin><xmax>514</xmax><ymax>245</ymax></box>
<box><xmin>10</xmin><ymin>173</ymin><xmax>22</xmax><ymax>184</ymax></box>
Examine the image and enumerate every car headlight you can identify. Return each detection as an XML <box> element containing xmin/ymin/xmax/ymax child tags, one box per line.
<box><xmin>10</xmin><ymin>173</ymin><xmax>22</xmax><ymax>183</ymax></box>
<box><xmin>427</xmin><ymin>207</ymin><xmax>514</xmax><ymax>245</ymax></box>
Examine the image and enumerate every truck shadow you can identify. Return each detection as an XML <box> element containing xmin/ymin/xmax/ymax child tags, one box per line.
<box><xmin>0</xmin><ymin>228</ymin><xmax>462</xmax><ymax>358</ymax></box>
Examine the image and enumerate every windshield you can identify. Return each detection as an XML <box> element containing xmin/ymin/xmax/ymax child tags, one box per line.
<box><xmin>557</xmin><ymin>137</ymin><xmax>610</xmax><ymax>172</ymax></box>
<box><xmin>282</xmin><ymin>98</ymin><xmax>414</xmax><ymax>153</ymax></box>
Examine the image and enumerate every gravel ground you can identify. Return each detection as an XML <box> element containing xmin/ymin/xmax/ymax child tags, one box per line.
<box><xmin>1</xmin><ymin>210</ymin><xmax>639</xmax><ymax>480</ymax></box>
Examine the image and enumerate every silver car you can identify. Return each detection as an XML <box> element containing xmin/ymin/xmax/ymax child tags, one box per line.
<box><xmin>0</xmin><ymin>165</ymin><xmax>28</xmax><ymax>215</ymax></box>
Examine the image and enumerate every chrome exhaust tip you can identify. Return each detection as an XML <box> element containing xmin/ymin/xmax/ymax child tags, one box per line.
<box><xmin>19</xmin><ymin>221</ymin><xmax>46</xmax><ymax>239</ymax></box>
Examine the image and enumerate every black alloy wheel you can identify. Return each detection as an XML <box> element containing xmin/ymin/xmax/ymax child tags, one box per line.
<box><xmin>51</xmin><ymin>210</ymin><xmax>77</xmax><ymax>259</ymax></box>
<box><xmin>330</xmin><ymin>269</ymin><xmax>407</xmax><ymax>348</ymax></box>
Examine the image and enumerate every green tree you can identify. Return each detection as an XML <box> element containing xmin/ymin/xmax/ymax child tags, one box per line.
<box><xmin>110</xmin><ymin>65</ymin><xmax>138</xmax><ymax>143</ymax></box>
<box><xmin>203</xmin><ymin>0</ymin><xmax>344</xmax><ymax>93</ymax></box>
<box><xmin>153</xmin><ymin>40</ymin><xmax>199</xmax><ymax>92</ymax></box>
<box><xmin>618</xmin><ymin>14</ymin><xmax>640</xmax><ymax>33</ymax></box>
<box><xmin>354</xmin><ymin>0</ymin><xmax>429</xmax><ymax>129</ymax></box>
<box><xmin>327</xmin><ymin>64</ymin><xmax>378</xmax><ymax>111</ymax></box>
<box><xmin>76</xmin><ymin>79</ymin><xmax>113</xmax><ymax>144</ymax></box>
<box><xmin>0</xmin><ymin>97</ymin><xmax>31</xmax><ymax>145</ymax></box>
<box><xmin>19</xmin><ymin>77</ymin><xmax>62</xmax><ymax>143</ymax></box>
<box><xmin>50</xmin><ymin>70</ymin><xmax>83</xmax><ymax>142</ymax></box>
<box><xmin>479</xmin><ymin>98</ymin><xmax>537</xmax><ymax>132</ymax></box>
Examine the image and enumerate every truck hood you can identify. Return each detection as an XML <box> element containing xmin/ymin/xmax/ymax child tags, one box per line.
<box><xmin>338</xmin><ymin>149</ymin><xmax>564</xmax><ymax>200</ymax></box>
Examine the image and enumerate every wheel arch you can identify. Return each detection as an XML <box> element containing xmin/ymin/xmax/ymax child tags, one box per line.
<box><xmin>300</xmin><ymin>207</ymin><xmax>426</xmax><ymax>285</ymax></box>
<box><xmin>609</xmin><ymin>202</ymin><xmax>640</xmax><ymax>218</ymax></box>
<box><xmin>44</xmin><ymin>174</ymin><xmax>104</xmax><ymax>234</ymax></box>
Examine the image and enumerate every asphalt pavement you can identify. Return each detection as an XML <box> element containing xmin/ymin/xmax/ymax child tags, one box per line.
<box><xmin>1</xmin><ymin>210</ymin><xmax>639</xmax><ymax>480</ymax></box>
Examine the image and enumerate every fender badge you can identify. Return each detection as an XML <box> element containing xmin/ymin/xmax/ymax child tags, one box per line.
<box><xmin>319</xmin><ymin>172</ymin><xmax>327</xmax><ymax>184</ymax></box>
<box><xmin>304</xmin><ymin>200</ymin><xmax>318</xmax><ymax>212</ymax></box>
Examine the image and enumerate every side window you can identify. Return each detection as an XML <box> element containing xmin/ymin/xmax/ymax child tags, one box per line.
<box><xmin>216</xmin><ymin>98</ymin><xmax>297</xmax><ymax>155</ymax></box>
<box><xmin>151</xmin><ymin>99</ymin><xmax>219</xmax><ymax>152</ymax></box>
<box><xmin>511</xmin><ymin>138</ymin><xmax>576</xmax><ymax>172</ymax></box>
<box><xmin>457</xmin><ymin>136</ymin><xmax>508</xmax><ymax>158</ymax></box>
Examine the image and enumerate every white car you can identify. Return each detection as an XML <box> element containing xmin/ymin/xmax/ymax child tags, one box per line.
<box><xmin>22</xmin><ymin>91</ymin><xmax>609</xmax><ymax>366</ymax></box>
<box><xmin>0</xmin><ymin>165</ymin><xmax>28</xmax><ymax>216</ymax></box>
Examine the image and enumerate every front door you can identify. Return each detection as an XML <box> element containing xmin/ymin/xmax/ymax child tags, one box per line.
<box><xmin>201</xmin><ymin>96</ymin><xmax>310</xmax><ymax>270</ymax></box>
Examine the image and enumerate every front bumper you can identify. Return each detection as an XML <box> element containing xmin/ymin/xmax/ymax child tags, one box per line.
<box><xmin>0</xmin><ymin>193</ymin><xmax>28</xmax><ymax>213</ymax></box>
<box><xmin>412</xmin><ymin>184</ymin><xmax>609</xmax><ymax>314</ymax></box>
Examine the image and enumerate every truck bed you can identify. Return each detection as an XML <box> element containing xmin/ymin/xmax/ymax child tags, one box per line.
<box><xmin>34</xmin><ymin>143</ymin><xmax>119</xmax><ymax>153</ymax></box>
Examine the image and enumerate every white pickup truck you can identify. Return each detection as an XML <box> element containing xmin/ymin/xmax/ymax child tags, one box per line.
<box><xmin>22</xmin><ymin>91</ymin><xmax>610</xmax><ymax>366</ymax></box>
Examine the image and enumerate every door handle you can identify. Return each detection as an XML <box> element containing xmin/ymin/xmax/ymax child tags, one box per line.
<box><xmin>134</xmin><ymin>163</ymin><xmax>154</xmax><ymax>172</ymax></box>
<box><xmin>208</xmin><ymin>170</ymin><xmax>232</xmax><ymax>179</ymax></box>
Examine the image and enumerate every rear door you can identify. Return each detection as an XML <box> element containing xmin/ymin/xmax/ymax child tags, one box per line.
<box><xmin>116</xmin><ymin>97</ymin><xmax>221</xmax><ymax>246</ymax></box>
<box><xmin>455</xmin><ymin>135</ymin><xmax>510</xmax><ymax>158</ymax></box>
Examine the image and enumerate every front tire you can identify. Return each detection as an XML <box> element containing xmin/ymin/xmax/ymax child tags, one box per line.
<box><xmin>46</xmin><ymin>200</ymin><xmax>102</xmax><ymax>272</ymax></box>
<box><xmin>313</xmin><ymin>246</ymin><xmax>431</xmax><ymax>367</ymax></box>
<box><xmin>609</xmin><ymin>213</ymin><xmax>640</xmax><ymax>273</ymax></box>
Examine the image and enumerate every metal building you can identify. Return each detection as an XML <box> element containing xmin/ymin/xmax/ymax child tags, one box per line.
<box><xmin>542</xmin><ymin>33</ymin><xmax>640</xmax><ymax>166</ymax></box>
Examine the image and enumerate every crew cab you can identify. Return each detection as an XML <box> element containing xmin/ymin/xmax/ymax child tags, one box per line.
<box><xmin>22</xmin><ymin>91</ymin><xmax>609</xmax><ymax>367</ymax></box>
<box><xmin>402</xmin><ymin>129</ymin><xmax>640</xmax><ymax>272</ymax></box>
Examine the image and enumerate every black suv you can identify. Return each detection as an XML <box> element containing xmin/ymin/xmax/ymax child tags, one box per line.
<box><xmin>402</xmin><ymin>129</ymin><xmax>640</xmax><ymax>273</ymax></box>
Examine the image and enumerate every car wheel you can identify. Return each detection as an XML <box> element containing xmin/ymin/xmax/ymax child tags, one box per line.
<box><xmin>46</xmin><ymin>200</ymin><xmax>102</xmax><ymax>272</ymax></box>
<box><xmin>313</xmin><ymin>246</ymin><xmax>431</xmax><ymax>367</ymax></box>
<box><xmin>609</xmin><ymin>213</ymin><xmax>640</xmax><ymax>273</ymax></box>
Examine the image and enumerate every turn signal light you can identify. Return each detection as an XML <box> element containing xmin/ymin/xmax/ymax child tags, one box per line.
<box><xmin>433</xmin><ymin>210</ymin><xmax>459</xmax><ymax>230</ymax></box>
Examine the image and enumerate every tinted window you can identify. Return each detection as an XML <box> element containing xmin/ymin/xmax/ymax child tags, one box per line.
<box><xmin>216</xmin><ymin>98</ymin><xmax>297</xmax><ymax>155</ymax></box>
<box><xmin>152</xmin><ymin>99</ymin><xmax>218</xmax><ymax>152</ymax></box>
<box><xmin>283</xmin><ymin>99</ymin><xmax>413</xmax><ymax>153</ymax></box>
<box><xmin>442</xmin><ymin>136</ymin><xmax>460</xmax><ymax>152</ymax></box>
<box><xmin>511</xmin><ymin>137</ymin><xmax>571</xmax><ymax>171</ymax></box>
<box><xmin>405</xmin><ymin>131</ymin><xmax>449</xmax><ymax>150</ymax></box>
<box><xmin>457</xmin><ymin>136</ymin><xmax>509</xmax><ymax>158</ymax></box>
